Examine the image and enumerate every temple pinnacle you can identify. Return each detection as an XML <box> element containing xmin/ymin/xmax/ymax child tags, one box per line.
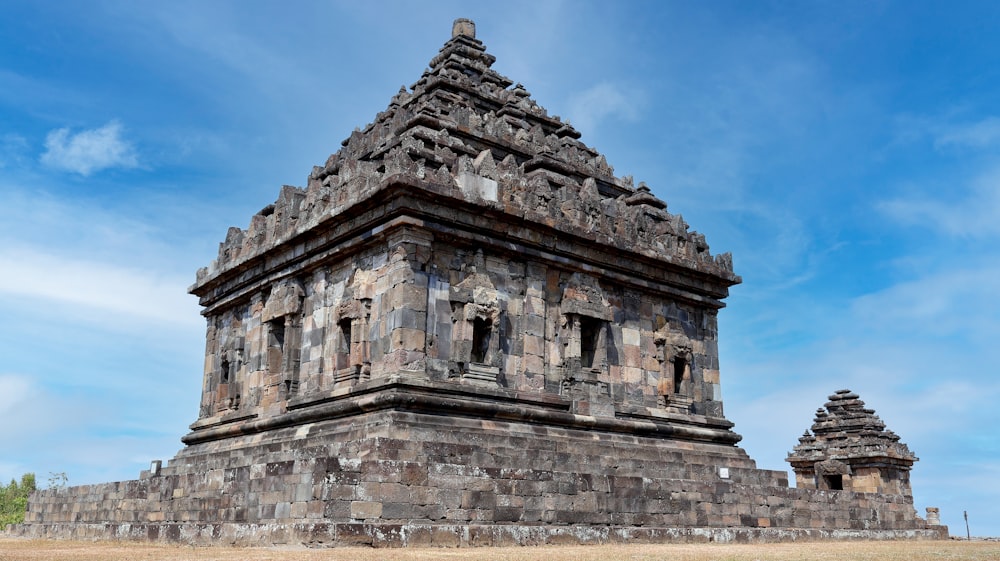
<box><xmin>452</xmin><ymin>18</ymin><xmax>475</xmax><ymax>39</ymax></box>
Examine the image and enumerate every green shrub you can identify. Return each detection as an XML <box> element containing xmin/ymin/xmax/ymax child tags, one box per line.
<box><xmin>0</xmin><ymin>473</ymin><xmax>36</xmax><ymax>526</ymax></box>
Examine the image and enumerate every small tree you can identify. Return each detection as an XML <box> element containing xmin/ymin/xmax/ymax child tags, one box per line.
<box><xmin>0</xmin><ymin>473</ymin><xmax>36</xmax><ymax>526</ymax></box>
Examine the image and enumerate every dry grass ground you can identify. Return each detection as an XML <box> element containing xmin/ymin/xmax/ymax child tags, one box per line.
<box><xmin>0</xmin><ymin>538</ymin><xmax>998</xmax><ymax>561</ymax></box>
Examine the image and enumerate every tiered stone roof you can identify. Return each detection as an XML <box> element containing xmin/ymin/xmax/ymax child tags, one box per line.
<box><xmin>194</xmin><ymin>18</ymin><xmax>738</xmax><ymax>291</ymax></box>
<box><xmin>788</xmin><ymin>389</ymin><xmax>917</xmax><ymax>466</ymax></box>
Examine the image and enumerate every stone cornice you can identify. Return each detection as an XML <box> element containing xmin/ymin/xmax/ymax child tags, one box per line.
<box><xmin>182</xmin><ymin>375</ymin><xmax>743</xmax><ymax>447</ymax></box>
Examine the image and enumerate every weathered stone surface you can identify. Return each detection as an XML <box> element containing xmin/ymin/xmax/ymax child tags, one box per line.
<box><xmin>10</xmin><ymin>19</ymin><xmax>946</xmax><ymax>545</ymax></box>
<box><xmin>13</xmin><ymin>407</ymin><xmax>946</xmax><ymax>543</ymax></box>
<box><xmin>787</xmin><ymin>389</ymin><xmax>919</xmax><ymax>495</ymax></box>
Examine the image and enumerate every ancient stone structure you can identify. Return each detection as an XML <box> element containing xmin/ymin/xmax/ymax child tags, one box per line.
<box><xmin>10</xmin><ymin>19</ymin><xmax>946</xmax><ymax>546</ymax></box>
<box><xmin>787</xmin><ymin>390</ymin><xmax>918</xmax><ymax>495</ymax></box>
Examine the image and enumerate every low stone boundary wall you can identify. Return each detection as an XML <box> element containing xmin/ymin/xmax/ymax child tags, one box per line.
<box><xmin>8</xmin><ymin>522</ymin><xmax>948</xmax><ymax>547</ymax></box>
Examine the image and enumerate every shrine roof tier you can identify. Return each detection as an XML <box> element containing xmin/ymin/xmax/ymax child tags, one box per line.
<box><xmin>787</xmin><ymin>389</ymin><xmax>918</xmax><ymax>466</ymax></box>
<box><xmin>191</xmin><ymin>19</ymin><xmax>740</xmax><ymax>305</ymax></box>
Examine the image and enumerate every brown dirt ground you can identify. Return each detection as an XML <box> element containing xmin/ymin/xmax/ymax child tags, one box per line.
<box><xmin>1</xmin><ymin>538</ymin><xmax>998</xmax><ymax>561</ymax></box>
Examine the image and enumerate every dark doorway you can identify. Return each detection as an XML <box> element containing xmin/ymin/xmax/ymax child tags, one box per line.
<box><xmin>673</xmin><ymin>355</ymin><xmax>686</xmax><ymax>394</ymax></box>
<box><xmin>471</xmin><ymin>317</ymin><xmax>491</xmax><ymax>363</ymax></box>
<box><xmin>825</xmin><ymin>474</ymin><xmax>844</xmax><ymax>490</ymax></box>
<box><xmin>580</xmin><ymin>317</ymin><xmax>601</xmax><ymax>368</ymax></box>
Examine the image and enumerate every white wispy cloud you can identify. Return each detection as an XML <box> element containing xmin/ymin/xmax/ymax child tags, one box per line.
<box><xmin>0</xmin><ymin>133</ymin><xmax>30</xmax><ymax>169</ymax></box>
<box><xmin>879</xmin><ymin>165</ymin><xmax>1000</xmax><ymax>238</ymax></box>
<box><xmin>893</xmin><ymin>113</ymin><xmax>1000</xmax><ymax>153</ymax></box>
<box><xmin>883</xmin><ymin>115</ymin><xmax>1000</xmax><ymax>238</ymax></box>
<box><xmin>40</xmin><ymin>120</ymin><xmax>139</xmax><ymax>176</ymax></box>
<box><xmin>851</xmin><ymin>263</ymin><xmax>1000</xmax><ymax>337</ymax></box>
<box><xmin>567</xmin><ymin>82</ymin><xmax>643</xmax><ymax>137</ymax></box>
<box><xmin>0</xmin><ymin>372</ymin><xmax>180</xmax><ymax>486</ymax></box>
<box><xmin>0</xmin><ymin>373</ymin><xmax>57</xmax><ymax>479</ymax></box>
<box><xmin>0</xmin><ymin>245</ymin><xmax>199</xmax><ymax>328</ymax></box>
<box><xmin>0</xmin><ymin>374</ymin><xmax>32</xmax><ymax>416</ymax></box>
<box><xmin>934</xmin><ymin>116</ymin><xmax>1000</xmax><ymax>150</ymax></box>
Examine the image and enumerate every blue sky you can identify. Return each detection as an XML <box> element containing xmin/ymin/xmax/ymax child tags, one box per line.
<box><xmin>2</xmin><ymin>0</ymin><xmax>998</xmax><ymax>537</ymax></box>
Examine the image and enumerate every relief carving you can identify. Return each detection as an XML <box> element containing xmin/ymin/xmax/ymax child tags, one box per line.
<box><xmin>654</xmin><ymin>322</ymin><xmax>694</xmax><ymax>412</ymax></box>
<box><xmin>334</xmin><ymin>269</ymin><xmax>376</xmax><ymax>386</ymax></box>
<box><xmin>449</xmin><ymin>257</ymin><xmax>501</xmax><ymax>384</ymax></box>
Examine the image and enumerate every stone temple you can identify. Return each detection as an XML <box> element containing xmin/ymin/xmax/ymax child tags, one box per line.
<box><xmin>11</xmin><ymin>19</ymin><xmax>946</xmax><ymax>545</ymax></box>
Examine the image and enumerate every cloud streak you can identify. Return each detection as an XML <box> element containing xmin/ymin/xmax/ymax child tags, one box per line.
<box><xmin>934</xmin><ymin>116</ymin><xmax>1000</xmax><ymax>151</ymax></box>
<box><xmin>0</xmin><ymin>245</ymin><xmax>199</xmax><ymax>329</ymax></box>
<box><xmin>567</xmin><ymin>82</ymin><xmax>643</xmax><ymax>137</ymax></box>
<box><xmin>40</xmin><ymin>120</ymin><xmax>139</xmax><ymax>176</ymax></box>
<box><xmin>880</xmin><ymin>165</ymin><xmax>1000</xmax><ymax>238</ymax></box>
<box><xmin>851</xmin><ymin>263</ymin><xmax>1000</xmax><ymax>337</ymax></box>
<box><xmin>0</xmin><ymin>374</ymin><xmax>32</xmax><ymax>416</ymax></box>
<box><xmin>0</xmin><ymin>133</ymin><xmax>30</xmax><ymax>169</ymax></box>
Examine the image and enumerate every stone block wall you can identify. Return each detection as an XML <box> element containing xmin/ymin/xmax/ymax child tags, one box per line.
<box><xmin>194</xmin><ymin>229</ymin><xmax>732</xmax><ymax>438</ymax></box>
<box><xmin>12</xmin><ymin>405</ymin><xmax>945</xmax><ymax>545</ymax></box>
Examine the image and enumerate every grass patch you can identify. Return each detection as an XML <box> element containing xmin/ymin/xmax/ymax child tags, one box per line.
<box><xmin>1</xmin><ymin>538</ymin><xmax>998</xmax><ymax>561</ymax></box>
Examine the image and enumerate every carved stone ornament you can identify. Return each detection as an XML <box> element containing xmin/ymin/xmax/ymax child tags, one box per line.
<box><xmin>262</xmin><ymin>279</ymin><xmax>305</xmax><ymax>322</ymax></box>
<box><xmin>559</xmin><ymin>272</ymin><xmax>612</xmax><ymax>320</ymax></box>
<box><xmin>816</xmin><ymin>459</ymin><xmax>851</xmax><ymax>476</ymax></box>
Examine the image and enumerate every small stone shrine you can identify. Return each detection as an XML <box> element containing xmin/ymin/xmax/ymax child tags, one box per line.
<box><xmin>788</xmin><ymin>389</ymin><xmax>918</xmax><ymax>495</ymax></box>
<box><xmin>11</xmin><ymin>19</ymin><xmax>946</xmax><ymax>545</ymax></box>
